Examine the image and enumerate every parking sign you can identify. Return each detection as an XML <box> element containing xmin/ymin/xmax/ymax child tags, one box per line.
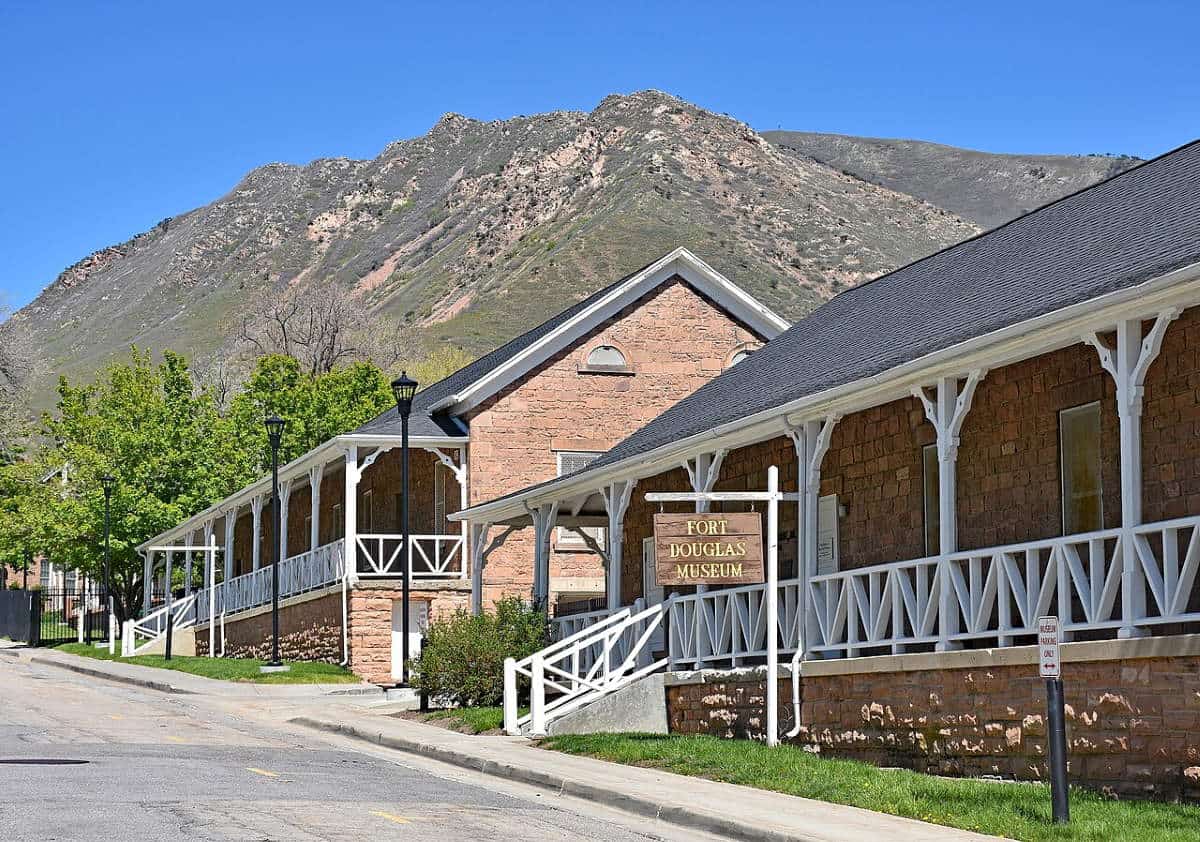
<box><xmin>1038</xmin><ymin>616</ymin><xmax>1060</xmax><ymax>678</ymax></box>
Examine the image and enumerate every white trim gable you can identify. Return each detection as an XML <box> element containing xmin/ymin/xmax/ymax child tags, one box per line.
<box><xmin>428</xmin><ymin>248</ymin><xmax>788</xmax><ymax>416</ymax></box>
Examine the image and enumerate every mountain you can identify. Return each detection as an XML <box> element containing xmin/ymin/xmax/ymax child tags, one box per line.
<box><xmin>10</xmin><ymin>91</ymin><xmax>1130</xmax><ymax>402</ymax></box>
<box><xmin>763</xmin><ymin>131</ymin><xmax>1139</xmax><ymax>230</ymax></box>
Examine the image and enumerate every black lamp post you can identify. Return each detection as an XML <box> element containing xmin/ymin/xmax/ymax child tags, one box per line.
<box><xmin>263</xmin><ymin>415</ymin><xmax>287</xmax><ymax>671</ymax></box>
<box><xmin>391</xmin><ymin>372</ymin><xmax>418</xmax><ymax>685</ymax></box>
<box><xmin>100</xmin><ymin>473</ymin><xmax>116</xmax><ymax>653</ymax></box>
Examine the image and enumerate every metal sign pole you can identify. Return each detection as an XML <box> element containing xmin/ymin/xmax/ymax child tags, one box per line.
<box><xmin>1038</xmin><ymin>615</ymin><xmax>1068</xmax><ymax>823</ymax></box>
<box><xmin>765</xmin><ymin>465</ymin><xmax>779</xmax><ymax>747</ymax></box>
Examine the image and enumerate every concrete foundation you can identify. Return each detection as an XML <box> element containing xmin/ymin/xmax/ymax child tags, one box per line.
<box><xmin>547</xmin><ymin>673</ymin><xmax>668</xmax><ymax>736</ymax></box>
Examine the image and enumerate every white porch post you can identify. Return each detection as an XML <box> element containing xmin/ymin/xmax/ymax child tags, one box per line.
<box><xmin>913</xmin><ymin>370</ymin><xmax>984</xmax><ymax>652</ymax></box>
<box><xmin>201</xmin><ymin>519</ymin><xmax>214</xmax><ymax>594</ymax></box>
<box><xmin>308</xmin><ymin>464</ymin><xmax>322</xmax><ymax>552</ymax></box>
<box><xmin>250</xmin><ymin>495</ymin><xmax>264</xmax><ymax>571</ymax></box>
<box><xmin>682</xmin><ymin>451</ymin><xmax>725</xmax><ymax>666</ymax></box>
<box><xmin>790</xmin><ymin>417</ymin><xmax>838</xmax><ymax>658</ymax></box>
<box><xmin>344</xmin><ymin>446</ymin><xmax>359</xmax><ymax>578</ymax></box>
<box><xmin>223</xmin><ymin>508</ymin><xmax>236</xmax><ymax>583</ymax></box>
<box><xmin>142</xmin><ymin>551</ymin><xmax>152</xmax><ymax>614</ymax></box>
<box><xmin>183</xmin><ymin>533</ymin><xmax>194</xmax><ymax>597</ymax></box>
<box><xmin>471</xmin><ymin>521</ymin><xmax>492</xmax><ymax>615</ymax></box>
<box><xmin>601</xmin><ymin>480</ymin><xmax>636</xmax><ymax>610</ymax></box>
<box><xmin>278</xmin><ymin>478</ymin><xmax>293</xmax><ymax>562</ymax></box>
<box><xmin>529</xmin><ymin>502</ymin><xmax>560</xmax><ymax>608</ymax></box>
<box><xmin>1085</xmin><ymin>311</ymin><xmax>1178</xmax><ymax>638</ymax></box>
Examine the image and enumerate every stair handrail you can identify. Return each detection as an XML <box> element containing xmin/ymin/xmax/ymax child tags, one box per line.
<box><xmin>504</xmin><ymin>597</ymin><xmax>670</xmax><ymax>735</ymax></box>
<box><xmin>122</xmin><ymin>593</ymin><xmax>198</xmax><ymax>656</ymax></box>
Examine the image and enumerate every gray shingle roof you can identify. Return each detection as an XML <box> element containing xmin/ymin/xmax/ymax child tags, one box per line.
<box><xmin>352</xmin><ymin>260</ymin><xmax>659</xmax><ymax>438</ymax></box>
<box><xmin>559</xmin><ymin>139</ymin><xmax>1200</xmax><ymax>484</ymax></box>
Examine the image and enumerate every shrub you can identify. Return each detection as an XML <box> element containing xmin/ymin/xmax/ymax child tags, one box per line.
<box><xmin>411</xmin><ymin>598</ymin><xmax>548</xmax><ymax>707</ymax></box>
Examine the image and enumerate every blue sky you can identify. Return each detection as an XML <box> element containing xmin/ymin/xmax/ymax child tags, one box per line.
<box><xmin>2</xmin><ymin>0</ymin><xmax>1197</xmax><ymax>310</ymax></box>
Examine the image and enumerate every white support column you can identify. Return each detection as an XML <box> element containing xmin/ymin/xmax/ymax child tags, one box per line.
<box><xmin>308</xmin><ymin>464</ymin><xmax>322</xmax><ymax>552</ymax></box>
<box><xmin>682</xmin><ymin>450</ymin><xmax>727</xmax><ymax>602</ymax></box>
<box><xmin>528</xmin><ymin>502</ymin><xmax>561</xmax><ymax>608</ymax></box>
<box><xmin>142</xmin><ymin>551</ymin><xmax>152</xmax><ymax>614</ymax></box>
<box><xmin>183</xmin><ymin>533</ymin><xmax>194</xmax><ymax>597</ymax></box>
<box><xmin>1085</xmin><ymin>310</ymin><xmax>1178</xmax><ymax>638</ymax></box>
<box><xmin>789</xmin><ymin>416</ymin><xmax>838</xmax><ymax>658</ymax></box>
<box><xmin>201</xmin><ymin>519</ymin><xmax>214</xmax><ymax>595</ymax></box>
<box><xmin>278</xmin><ymin>478</ymin><xmax>293</xmax><ymax>562</ymax></box>
<box><xmin>469</xmin><ymin>522</ymin><xmax>518</xmax><ymax>614</ymax></box>
<box><xmin>250</xmin><ymin>495</ymin><xmax>264</xmax><ymax>571</ymax></box>
<box><xmin>913</xmin><ymin>369</ymin><xmax>984</xmax><ymax>652</ymax></box>
<box><xmin>223</xmin><ymin>508</ymin><xmax>237</xmax><ymax>583</ymax></box>
<box><xmin>343</xmin><ymin>446</ymin><xmax>360</xmax><ymax>579</ymax></box>
<box><xmin>601</xmin><ymin>480</ymin><xmax>636</xmax><ymax>610</ymax></box>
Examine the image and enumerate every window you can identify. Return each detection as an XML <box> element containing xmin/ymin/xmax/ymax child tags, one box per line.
<box><xmin>39</xmin><ymin>562</ymin><xmax>52</xmax><ymax>589</ymax></box>
<box><xmin>586</xmin><ymin>345</ymin><xmax>626</xmax><ymax>368</ymax></box>
<box><xmin>1060</xmin><ymin>403</ymin><xmax>1103</xmax><ymax>535</ymax></box>
<box><xmin>923</xmin><ymin>444</ymin><xmax>940</xmax><ymax>555</ymax></box>
<box><xmin>331</xmin><ymin>503</ymin><xmax>342</xmax><ymax>542</ymax></box>
<box><xmin>729</xmin><ymin>349</ymin><xmax>754</xmax><ymax>367</ymax></box>
<box><xmin>556</xmin><ymin>451</ymin><xmax>603</xmax><ymax>550</ymax></box>
<box><xmin>817</xmin><ymin>495</ymin><xmax>840</xmax><ymax>575</ymax></box>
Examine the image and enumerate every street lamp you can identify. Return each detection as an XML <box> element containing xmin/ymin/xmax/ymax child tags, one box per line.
<box><xmin>100</xmin><ymin>473</ymin><xmax>116</xmax><ymax>654</ymax></box>
<box><xmin>391</xmin><ymin>372</ymin><xmax>418</xmax><ymax>686</ymax></box>
<box><xmin>262</xmin><ymin>414</ymin><xmax>288</xmax><ymax>673</ymax></box>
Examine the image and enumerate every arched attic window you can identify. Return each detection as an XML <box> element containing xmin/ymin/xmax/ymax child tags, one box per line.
<box><xmin>580</xmin><ymin>343</ymin><xmax>633</xmax><ymax>374</ymax></box>
<box><xmin>727</xmin><ymin>345</ymin><xmax>759</xmax><ymax>368</ymax></box>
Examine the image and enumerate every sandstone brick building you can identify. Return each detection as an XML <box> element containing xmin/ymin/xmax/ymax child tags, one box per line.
<box><xmin>136</xmin><ymin>249</ymin><xmax>786</xmax><ymax>683</ymax></box>
<box><xmin>455</xmin><ymin>141</ymin><xmax>1200</xmax><ymax>799</ymax></box>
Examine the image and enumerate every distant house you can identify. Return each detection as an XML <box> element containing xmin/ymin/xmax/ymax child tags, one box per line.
<box><xmin>137</xmin><ymin>249</ymin><xmax>787</xmax><ymax>682</ymax></box>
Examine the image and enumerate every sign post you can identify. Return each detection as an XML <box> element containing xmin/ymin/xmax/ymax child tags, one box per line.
<box><xmin>646</xmin><ymin>466</ymin><xmax>784</xmax><ymax>746</ymax></box>
<box><xmin>1038</xmin><ymin>615</ymin><xmax>1069</xmax><ymax>824</ymax></box>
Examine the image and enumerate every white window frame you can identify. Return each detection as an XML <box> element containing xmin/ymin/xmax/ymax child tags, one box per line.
<box><xmin>555</xmin><ymin>451</ymin><xmax>604</xmax><ymax>550</ymax></box>
<box><xmin>434</xmin><ymin>462</ymin><xmax>447</xmax><ymax>534</ymax></box>
<box><xmin>1059</xmin><ymin>401</ymin><xmax>1104</xmax><ymax>536</ymax></box>
<box><xmin>360</xmin><ymin>489</ymin><xmax>374</xmax><ymax>532</ymax></box>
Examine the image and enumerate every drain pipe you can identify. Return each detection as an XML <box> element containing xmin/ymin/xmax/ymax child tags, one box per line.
<box><xmin>785</xmin><ymin>647</ymin><xmax>804</xmax><ymax>739</ymax></box>
<box><xmin>339</xmin><ymin>570</ymin><xmax>350</xmax><ymax>667</ymax></box>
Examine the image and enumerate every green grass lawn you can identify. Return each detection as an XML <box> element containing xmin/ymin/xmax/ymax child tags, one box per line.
<box><xmin>543</xmin><ymin>733</ymin><xmax>1200</xmax><ymax>842</ymax></box>
<box><xmin>421</xmin><ymin>706</ymin><xmax>506</xmax><ymax>734</ymax></box>
<box><xmin>54</xmin><ymin>643</ymin><xmax>362</xmax><ymax>685</ymax></box>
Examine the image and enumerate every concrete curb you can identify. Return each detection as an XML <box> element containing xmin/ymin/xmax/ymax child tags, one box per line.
<box><xmin>30</xmin><ymin>655</ymin><xmax>191</xmax><ymax>695</ymax></box>
<box><xmin>291</xmin><ymin>716</ymin><xmax>815</xmax><ymax>842</ymax></box>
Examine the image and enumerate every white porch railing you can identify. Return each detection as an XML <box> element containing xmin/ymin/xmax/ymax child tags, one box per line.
<box><xmin>549</xmin><ymin>605</ymin><xmax>614</xmax><ymax>641</ymax></box>
<box><xmin>195</xmin><ymin>539</ymin><xmax>345</xmax><ymax>623</ymax></box>
<box><xmin>355</xmin><ymin>533</ymin><xmax>465</xmax><ymax>579</ymax></box>
<box><xmin>505</xmin><ymin>598</ymin><xmax>667</xmax><ymax>735</ymax></box>
<box><xmin>807</xmin><ymin>515</ymin><xmax>1200</xmax><ymax>655</ymax></box>
<box><xmin>122</xmin><ymin>594</ymin><xmax>197</xmax><ymax>656</ymax></box>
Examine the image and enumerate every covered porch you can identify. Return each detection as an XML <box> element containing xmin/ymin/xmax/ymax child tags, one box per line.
<box><xmin>138</xmin><ymin>432</ymin><xmax>470</xmax><ymax>624</ymax></box>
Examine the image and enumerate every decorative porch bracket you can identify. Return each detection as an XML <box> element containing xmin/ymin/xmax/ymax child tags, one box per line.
<box><xmin>1084</xmin><ymin>310</ymin><xmax>1179</xmax><ymax>638</ymax></box>
<box><xmin>912</xmin><ymin>369</ymin><xmax>985</xmax><ymax>651</ymax></box>
<box><xmin>787</xmin><ymin>415</ymin><xmax>839</xmax><ymax>659</ymax></box>
<box><xmin>470</xmin><ymin>522</ymin><xmax>518</xmax><ymax>614</ymax></box>
<box><xmin>601</xmin><ymin>480</ymin><xmax>637</xmax><ymax>610</ymax></box>
<box><xmin>682</xmin><ymin>449</ymin><xmax>727</xmax><ymax>514</ymax></box>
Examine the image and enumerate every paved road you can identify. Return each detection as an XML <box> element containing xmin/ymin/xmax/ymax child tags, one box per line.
<box><xmin>0</xmin><ymin>657</ymin><xmax>719</xmax><ymax>841</ymax></box>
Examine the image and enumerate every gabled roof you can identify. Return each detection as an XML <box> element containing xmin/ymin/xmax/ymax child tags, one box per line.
<box><xmin>352</xmin><ymin>247</ymin><xmax>789</xmax><ymax>437</ymax></box>
<box><xmin>453</xmin><ymin>139</ymin><xmax>1200</xmax><ymax>520</ymax></box>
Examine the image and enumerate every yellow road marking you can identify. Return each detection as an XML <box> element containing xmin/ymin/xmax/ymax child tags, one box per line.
<box><xmin>108</xmin><ymin>715</ymin><xmax>124</xmax><ymax>720</ymax></box>
<box><xmin>166</xmin><ymin>735</ymin><xmax>187</xmax><ymax>743</ymax></box>
<box><xmin>371</xmin><ymin>811</ymin><xmax>412</xmax><ymax>825</ymax></box>
<box><xmin>246</xmin><ymin>767</ymin><xmax>279</xmax><ymax>777</ymax></box>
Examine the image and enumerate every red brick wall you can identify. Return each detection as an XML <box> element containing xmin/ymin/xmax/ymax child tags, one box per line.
<box><xmin>468</xmin><ymin>277</ymin><xmax>763</xmax><ymax>609</ymax></box>
<box><xmin>195</xmin><ymin>591</ymin><xmax>342</xmax><ymax>663</ymax></box>
<box><xmin>957</xmin><ymin>342</ymin><xmax>1121</xmax><ymax>551</ymax></box>
<box><xmin>1142</xmin><ymin>306</ymin><xmax>1200</xmax><ymax>524</ymax></box>
<box><xmin>668</xmin><ymin>654</ymin><xmax>1200</xmax><ymax>801</ymax></box>
<box><xmin>346</xmin><ymin>583</ymin><xmax>470</xmax><ymax>684</ymax></box>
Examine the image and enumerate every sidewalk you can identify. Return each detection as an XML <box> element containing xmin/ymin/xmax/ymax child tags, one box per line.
<box><xmin>292</xmin><ymin>709</ymin><xmax>1007</xmax><ymax>842</ymax></box>
<box><xmin>7</xmin><ymin>646</ymin><xmax>382</xmax><ymax>699</ymax></box>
